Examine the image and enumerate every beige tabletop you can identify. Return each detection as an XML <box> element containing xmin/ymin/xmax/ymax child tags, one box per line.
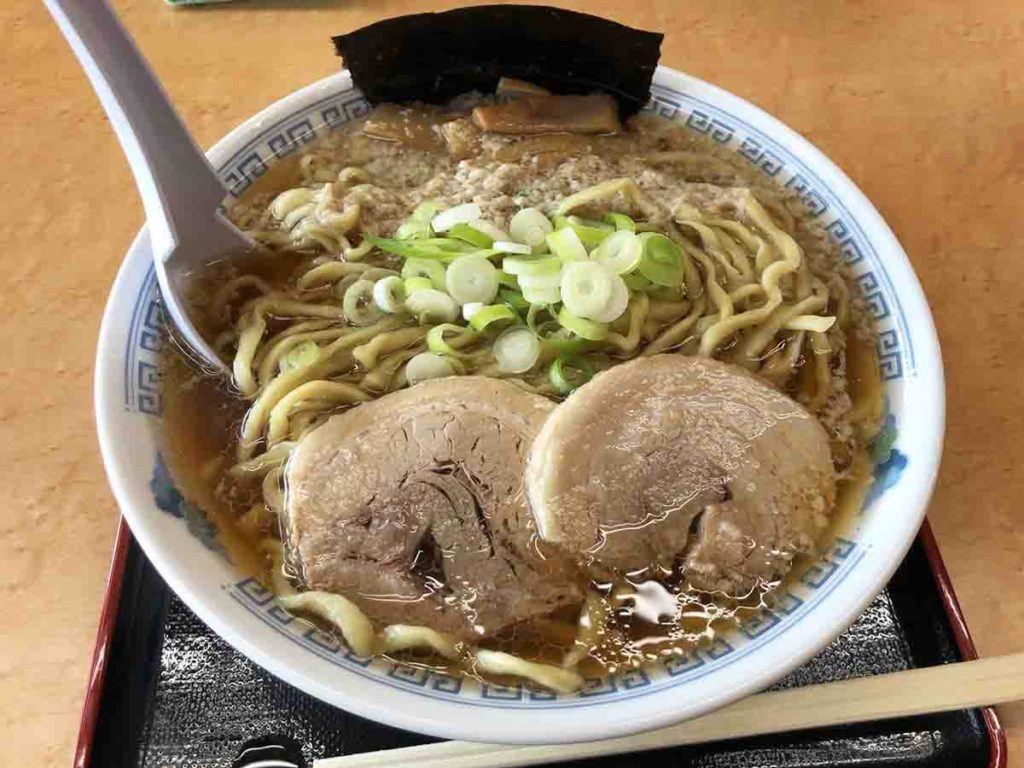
<box><xmin>1</xmin><ymin>0</ymin><xmax>1022</xmax><ymax>765</ymax></box>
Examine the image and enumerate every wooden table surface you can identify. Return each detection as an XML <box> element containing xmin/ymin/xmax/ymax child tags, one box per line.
<box><xmin>1</xmin><ymin>0</ymin><xmax>1021</xmax><ymax>765</ymax></box>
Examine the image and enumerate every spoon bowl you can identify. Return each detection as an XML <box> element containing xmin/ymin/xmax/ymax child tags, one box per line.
<box><xmin>45</xmin><ymin>0</ymin><xmax>249</xmax><ymax>377</ymax></box>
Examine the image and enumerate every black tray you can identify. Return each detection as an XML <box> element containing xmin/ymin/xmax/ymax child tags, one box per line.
<box><xmin>75</xmin><ymin>520</ymin><xmax>1005</xmax><ymax>768</ymax></box>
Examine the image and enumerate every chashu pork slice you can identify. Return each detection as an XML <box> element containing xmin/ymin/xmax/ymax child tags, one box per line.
<box><xmin>526</xmin><ymin>355</ymin><xmax>835</xmax><ymax>595</ymax></box>
<box><xmin>285</xmin><ymin>377</ymin><xmax>584</xmax><ymax>640</ymax></box>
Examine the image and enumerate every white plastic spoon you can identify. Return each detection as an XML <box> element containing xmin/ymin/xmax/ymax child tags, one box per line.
<box><xmin>45</xmin><ymin>0</ymin><xmax>251</xmax><ymax>376</ymax></box>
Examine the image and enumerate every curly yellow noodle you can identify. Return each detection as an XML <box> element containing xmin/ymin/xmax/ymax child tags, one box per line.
<box><xmin>643</xmin><ymin>295</ymin><xmax>707</xmax><ymax>355</ymax></box>
<box><xmin>728</xmin><ymin>283</ymin><xmax>765</xmax><ymax>304</ymax></box>
<box><xmin>683</xmin><ymin>243</ymin><xmax>733</xmax><ymax>320</ymax></box>
<box><xmin>229</xmin><ymin>441</ymin><xmax>296</xmax><ymax>477</ymax></box>
<box><xmin>734</xmin><ymin>287</ymin><xmax>829</xmax><ymax>363</ymax></box>
<box><xmin>783</xmin><ymin>315</ymin><xmax>837</xmax><ymax>333</ymax></box>
<box><xmin>699</xmin><ymin>291</ymin><xmax>784</xmax><ymax>357</ymax></box>
<box><xmin>251</xmin><ymin>319</ymin><xmax>337</xmax><ymax>366</ymax></box>
<box><xmin>258</xmin><ymin>539</ymin><xmax>296</xmax><ymax>597</ymax></box>
<box><xmin>352</xmin><ymin>326</ymin><xmax>429</xmax><ymax>370</ymax></box>
<box><xmin>662</xmin><ymin>222</ymin><xmax>704</xmax><ymax>299</ymax></box>
<box><xmin>337</xmin><ymin>166</ymin><xmax>371</xmax><ymax>187</ymax></box>
<box><xmin>555</xmin><ymin>177</ymin><xmax>642</xmax><ymax>215</ymax></box>
<box><xmin>808</xmin><ymin>330</ymin><xmax>833</xmax><ymax>410</ymax></box>
<box><xmin>270</xmin><ymin>188</ymin><xmax>316</xmax><ymax>221</ymax></box>
<box><xmin>237</xmin><ymin>316</ymin><xmax>405</xmax><ymax>461</ymax></box>
<box><xmin>361</xmin><ymin>347</ymin><xmax>423</xmax><ymax>392</ymax></box>
<box><xmin>647</xmin><ymin>299</ymin><xmax>690</xmax><ymax>322</ymax></box>
<box><xmin>296</xmin><ymin>261</ymin><xmax>371</xmax><ymax>289</ymax></box>
<box><xmin>251</xmin><ymin>297</ymin><xmax>347</xmax><ymax>320</ymax></box>
<box><xmin>233</xmin><ymin>309</ymin><xmax>268</xmax><ymax>397</ymax></box>
<box><xmin>211</xmin><ymin>275</ymin><xmax>273</xmax><ymax>323</ymax></box>
<box><xmin>266</xmin><ymin>380</ymin><xmax>370</xmax><ymax>446</ymax></box>
<box><xmin>342</xmin><ymin>238</ymin><xmax>374</xmax><ymax>261</ymax></box>
<box><xmin>605</xmin><ymin>292</ymin><xmax>650</xmax><ymax>353</ymax></box>
<box><xmin>678</xmin><ymin>221</ymin><xmax>744</xmax><ymax>288</ymax></box>
<box><xmin>257</xmin><ymin>327</ymin><xmax>354</xmax><ymax>388</ymax></box>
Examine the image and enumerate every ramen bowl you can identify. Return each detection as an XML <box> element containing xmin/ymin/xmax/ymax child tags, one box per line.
<box><xmin>94</xmin><ymin>67</ymin><xmax>944</xmax><ymax>744</ymax></box>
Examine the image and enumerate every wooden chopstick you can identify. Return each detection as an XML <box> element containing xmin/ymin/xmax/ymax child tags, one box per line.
<box><xmin>314</xmin><ymin>652</ymin><xmax>1024</xmax><ymax>768</ymax></box>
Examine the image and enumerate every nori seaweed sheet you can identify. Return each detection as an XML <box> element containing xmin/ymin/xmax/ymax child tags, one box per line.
<box><xmin>333</xmin><ymin>6</ymin><xmax>663</xmax><ymax>117</ymax></box>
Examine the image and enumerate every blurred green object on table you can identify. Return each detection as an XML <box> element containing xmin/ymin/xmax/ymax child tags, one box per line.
<box><xmin>165</xmin><ymin>0</ymin><xmax>235</xmax><ymax>6</ymax></box>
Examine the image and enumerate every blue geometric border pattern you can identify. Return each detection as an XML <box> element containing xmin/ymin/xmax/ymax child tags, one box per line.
<box><xmin>218</xmin><ymin>88</ymin><xmax>370</xmax><ymax>197</ymax></box>
<box><xmin>124</xmin><ymin>266</ymin><xmax>163</xmax><ymax>416</ymax></box>
<box><xmin>648</xmin><ymin>84</ymin><xmax>914</xmax><ymax>380</ymax></box>
<box><xmin>224</xmin><ymin>537</ymin><xmax>863</xmax><ymax>709</ymax></box>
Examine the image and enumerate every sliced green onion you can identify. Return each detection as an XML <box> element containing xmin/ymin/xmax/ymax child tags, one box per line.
<box><xmin>498</xmin><ymin>288</ymin><xmax>530</xmax><ymax>312</ymax></box>
<box><xmin>405</xmin><ymin>352</ymin><xmax>456</xmax><ymax>384</ymax></box>
<box><xmin>529</xmin><ymin>309</ymin><xmax>592</xmax><ymax>353</ymax></box>
<box><xmin>431</xmin><ymin>203</ymin><xmax>481</xmax><ymax>233</ymax></box>
<box><xmin>471</xmin><ymin>219</ymin><xmax>512</xmax><ymax>242</ymax></box>
<box><xmin>372</xmin><ymin>275</ymin><xmax>407</xmax><ymax>313</ymax></box>
<box><xmin>279</xmin><ymin>340</ymin><xmax>321</xmax><ymax>372</ymax></box>
<box><xmin>517</xmin><ymin>271</ymin><xmax>563</xmax><ymax>289</ymax></box>
<box><xmin>405</xmin><ymin>289</ymin><xmax>459</xmax><ymax>324</ymax></box>
<box><xmin>462</xmin><ymin>302</ymin><xmax>485</xmax><ymax>322</ymax></box>
<box><xmin>526</xmin><ymin>303</ymin><xmax>551</xmax><ymax>333</ymax></box>
<box><xmin>396</xmin><ymin>200</ymin><xmax>443</xmax><ymax>239</ymax></box>
<box><xmin>603</xmin><ymin>212</ymin><xmax>637</xmax><ymax>232</ymax></box>
<box><xmin>403</xmin><ymin>276</ymin><xmax>434</xmax><ymax>294</ymax></box>
<box><xmin>343</xmin><ymin>279</ymin><xmax>385</xmax><ymax>326</ymax></box>
<box><xmin>445</xmin><ymin>255</ymin><xmax>500</xmax><ymax>305</ymax></box>
<box><xmin>493</xmin><ymin>240</ymin><xmax>532</xmax><ymax>255</ymax></box>
<box><xmin>554</xmin><ymin>215</ymin><xmax>613</xmax><ymax>248</ymax></box>
<box><xmin>448</xmin><ymin>223</ymin><xmax>494</xmax><ymax>248</ymax></box>
<box><xmin>588</xmin><ymin>274</ymin><xmax>630</xmax><ymax>323</ymax></box>
<box><xmin>623</xmin><ymin>272</ymin><xmax>652</xmax><ymax>291</ymax></box>
<box><xmin>560</xmin><ymin>261</ymin><xmax>614</xmax><ymax>320</ymax></box>
<box><xmin>402</xmin><ymin>257</ymin><xmax>446</xmax><ymax>289</ymax></box>
<box><xmin>522</xmin><ymin>284</ymin><xmax>562</xmax><ymax>305</ymax></box>
<box><xmin>541</xmin><ymin>331</ymin><xmax>591</xmax><ymax>354</ymax></box>
<box><xmin>427</xmin><ymin>323</ymin><xmax>477</xmax><ymax>357</ymax></box>
<box><xmin>502</xmin><ymin>254</ymin><xmax>562</xmax><ymax>277</ymax></box>
<box><xmin>637</xmin><ymin>233</ymin><xmax>685</xmax><ymax>287</ymax></box>
<box><xmin>509</xmin><ymin>207</ymin><xmax>554</xmax><ymax>250</ymax></box>
<box><xmin>493</xmin><ymin>327</ymin><xmax>541</xmax><ymax>373</ymax></box>
<box><xmin>549</xmin><ymin>354</ymin><xmax>594</xmax><ymax>394</ymax></box>
<box><xmin>468</xmin><ymin>303</ymin><xmax>516</xmax><ymax>331</ymax></box>
<box><xmin>367</xmin><ymin>235</ymin><xmax>474</xmax><ymax>260</ymax></box>
<box><xmin>591</xmin><ymin>230</ymin><xmax>643</xmax><ymax>275</ymax></box>
<box><xmin>545</xmin><ymin>227</ymin><xmax>588</xmax><ymax>263</ymax></box>
<box><xmin>557</xmin><ymin>306</ymin><xmax>608</xmax><ymax>341</ymax></box>
<box><xmin>497</xmin><ymin>270</ymin><xmax>519</xmax><ymax>289</ymax></box>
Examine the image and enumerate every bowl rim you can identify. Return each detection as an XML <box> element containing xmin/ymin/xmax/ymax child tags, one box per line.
<box><xmin>93</xmin><ymin>65</ymin><xmax>945</xmax><ymax>744</ymax></box>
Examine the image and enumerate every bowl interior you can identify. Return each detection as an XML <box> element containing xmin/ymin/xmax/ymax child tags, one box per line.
<box><xmin>94</xmin><ymin>67</ymin><xmax>944</xmax><ymax>744</ymax></box>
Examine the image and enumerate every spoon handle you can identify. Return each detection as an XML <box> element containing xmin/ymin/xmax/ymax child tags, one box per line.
<box><xmin>43</xmin><ymin>0</ymin><xmax>229</xmax><ymax>260</ymax></box>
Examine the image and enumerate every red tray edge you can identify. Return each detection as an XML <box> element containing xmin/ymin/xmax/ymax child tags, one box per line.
<box><xmin>918</xmin><ymin>519</ymin><xmax>1007</xmax><ymax>768</ymax></box>
<box><xmin>73</xmin><ymin>517</ymin><xmax>131</xmax><ymax>768</ymax></box>
<box><xmin>71</xmin><ymin>517</ymin><xmax>1007</xmax><ymax>768</ymax></box>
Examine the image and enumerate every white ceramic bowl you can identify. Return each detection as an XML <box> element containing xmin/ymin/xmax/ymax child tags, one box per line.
<box><xmin>94</xmin><ymin>67</ymin><xmax>944</xmax><ymax>744</ymax></box>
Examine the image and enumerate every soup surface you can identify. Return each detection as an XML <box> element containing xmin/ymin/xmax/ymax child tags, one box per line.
<box><xmin>161</xmin><ymin>95</ymin><xmax>885</xmax><ymax>691</ymax></box>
